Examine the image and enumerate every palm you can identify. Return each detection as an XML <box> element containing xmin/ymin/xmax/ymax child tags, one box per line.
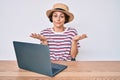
<box><xmin>73</xmin><ymin>34</ymin><xmax>87</xmax><ymax>41</ymax></box>
<box><xmin>30</xmin><ymin>33</ymin><xmax>47</xmax><ymax>41</ymax></box>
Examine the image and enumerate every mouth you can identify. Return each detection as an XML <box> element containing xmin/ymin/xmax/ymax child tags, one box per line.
<box><xmin>55</xmin><ymin>22</ymin><xmax>61</xmax><ymax>24</ymax></box>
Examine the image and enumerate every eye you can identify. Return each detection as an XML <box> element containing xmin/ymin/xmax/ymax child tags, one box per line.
<box><xmin>53</xmin><ymin>14</ymin><xmax>57</xmax><ymax>17</ymax></box>
<box><xmin>60</xmin><ymin>15</ymin><xmax>65</xmax><ymax>18</ymax></box>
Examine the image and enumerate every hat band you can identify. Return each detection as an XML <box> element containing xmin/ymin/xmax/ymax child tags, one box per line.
<box><xmin>54</xmin><ymin>8</ymin><xmax>66</xmax><ymax>11</ymax></box>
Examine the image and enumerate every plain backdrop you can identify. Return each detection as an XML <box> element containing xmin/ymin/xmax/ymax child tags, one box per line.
<box><xmin>0</xmin><ymin>0</ymin><xmax>120</xmax><ymax>61</ymax></box>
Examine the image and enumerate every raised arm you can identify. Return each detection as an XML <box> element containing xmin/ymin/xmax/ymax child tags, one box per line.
<box><xmin>70</xmin><ymin>34</ymin><xmax>87</xmax><ymax>59</ymax></box>
<box><xmin>30</xmin><ymin>33</ymin><xmax>48</xmax><ymax>45</ymax></box>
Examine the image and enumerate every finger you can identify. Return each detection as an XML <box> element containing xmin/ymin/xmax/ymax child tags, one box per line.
<box><xmin>84</xmin><ymin>34</ymin><xmax>87</xmax><ymax>38</ymax></box>
<box><xmin>36</xmin><ymin>34</ymin><xmax>41</xmax><ymax>39</ymax></box>
<box><xmin>82</xmin><ymin>34</ymin><xmax>87</xmax><ymax>38</ymax></box>
<box><xmin>31</xmin><ymin>33</ymin><xmax>38</xmax><ymax>38</ymax></box>
<box><xmin>30</xmin><ymin>33</ymin><xmax>35</xmax><ymax>37</ymax></box>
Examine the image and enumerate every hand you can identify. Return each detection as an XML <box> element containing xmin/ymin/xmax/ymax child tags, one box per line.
<box><xmin>30</xmin><ymin>33</ymin><xmax>47</xmax><ymax>41</ymax></box>
<box><xmin>30</xmin><ymin>33</ymin><xmax>48</xmax><ymax>45</ymax></box>
<box><xmin>72</xmin><ymin>34</ymin><xmax>87</xmax><ymax>41</ymax></box>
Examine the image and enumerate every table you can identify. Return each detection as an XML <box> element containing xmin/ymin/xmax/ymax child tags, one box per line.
<box><xmin>0</xmin><ymin>61</ymin><xmax>120</xmax><ymax>80</ymax></box>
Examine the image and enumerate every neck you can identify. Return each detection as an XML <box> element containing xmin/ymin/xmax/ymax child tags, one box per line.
<box><xmin>53</xmin><ymin>26</ymin><xmax>65</xmax><ymax>32</ymax></box>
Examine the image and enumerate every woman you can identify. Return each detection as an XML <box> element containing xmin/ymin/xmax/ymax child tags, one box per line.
<box><xmin>30</xmin><ymin>3</ymin><xmax>87</xmax><ymax>61</ymax></box>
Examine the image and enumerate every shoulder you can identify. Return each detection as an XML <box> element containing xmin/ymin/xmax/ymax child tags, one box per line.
<box><xmin>67</xmin><ymin>27</ymin><xmax>77</xmax><ymax>32</ymax></box>
<box><xmin>40</xmin><ymin>28</ymin><xmax>53</xmax><ymax>34</ymax></box>
<box><xmin>41</xmin><ymin>28</ymin><xmax>52</xmax><ymax>32</ymax></box>
<box><xmin>66</xmin><ymin>27</ymin><xmax>78</xmax><ymax>33</ymax></box>
<box><xmin>65</xmin><ymin>27</ymin><xmax>78</xmax><ymax>35</ymax></box>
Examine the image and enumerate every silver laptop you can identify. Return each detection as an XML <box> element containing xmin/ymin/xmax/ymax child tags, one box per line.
<box><xmin>13</xmin><ymin>41</ymin><xmax>67</xmax><ymax>77</ymax></box>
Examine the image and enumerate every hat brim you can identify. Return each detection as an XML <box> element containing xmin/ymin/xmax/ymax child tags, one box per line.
<box><xmin>46</xmin><ymin>9</ymin><xmax>74</xmax><ymax>23</ymax></box>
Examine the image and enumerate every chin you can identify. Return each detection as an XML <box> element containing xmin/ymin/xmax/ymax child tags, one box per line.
<box><xmin>55</xmin><ymin>25</ymin><xmax>62</xmax><ymax>28</ymax></box>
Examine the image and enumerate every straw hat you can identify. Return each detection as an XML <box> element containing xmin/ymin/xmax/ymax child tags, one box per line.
<box><xmin>46</xmin><ymin>3</ymin><xmax>74</xmax><ymax>23</ymax></box>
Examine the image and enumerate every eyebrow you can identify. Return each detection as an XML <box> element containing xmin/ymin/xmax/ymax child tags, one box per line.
<box><xmin>53</xmin><ymin>12</ymin><xmax>65</xmax><ymax>15</ymax></box>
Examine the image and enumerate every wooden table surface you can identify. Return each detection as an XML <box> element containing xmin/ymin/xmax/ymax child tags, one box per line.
<box><xmin>0</xmin><ymin>60</ymin><xmax>120</xmax><ymax>80</ymax></box>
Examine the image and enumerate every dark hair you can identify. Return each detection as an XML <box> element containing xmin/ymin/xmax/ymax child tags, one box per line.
<box><xmin>48</xmin><ymin>12</ymin><xmax>70</xmax><ymax>24</ymax></box>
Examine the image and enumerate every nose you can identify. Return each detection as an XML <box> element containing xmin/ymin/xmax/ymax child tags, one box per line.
<box><xmin>56</xmin><ymin>16</ymin><xmax>60</xmax><ymax>21</ymax></box>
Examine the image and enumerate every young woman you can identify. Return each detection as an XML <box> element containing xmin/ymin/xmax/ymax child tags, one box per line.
<box><xmin>30</xmin><ymin>3</ymin><xmax>87</xmax><ymax>61</ymax></box>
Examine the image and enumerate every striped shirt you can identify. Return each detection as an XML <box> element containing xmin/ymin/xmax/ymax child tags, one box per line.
<box><xmin>40</xmin><ymin>27</ymin><xmax>80</xmax><ymax>61</ymax></box>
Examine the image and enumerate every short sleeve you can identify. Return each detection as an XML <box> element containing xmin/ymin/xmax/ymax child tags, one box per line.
<box><xmin>67</xmin><ymin>27</ymin><xmax>80</xmax><ymax>48</ymax></box>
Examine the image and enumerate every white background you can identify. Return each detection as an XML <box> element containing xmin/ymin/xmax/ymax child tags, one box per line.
<box><xmin>0</xmin><ymin>0</ymin><xmax>120</xmax><ymax>61</ymax></box>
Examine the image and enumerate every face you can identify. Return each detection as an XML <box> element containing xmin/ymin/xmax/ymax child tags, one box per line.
<box><xmin>52</xmin><ymin>11</ymin><xmax>65</xmax><ymax>28</ymax></box>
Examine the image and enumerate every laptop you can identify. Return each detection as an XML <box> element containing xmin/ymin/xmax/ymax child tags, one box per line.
<box><xmin>13</xmin><ymin>41</ymin><xmax>67</xmax><ymax>77</ymax></box>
